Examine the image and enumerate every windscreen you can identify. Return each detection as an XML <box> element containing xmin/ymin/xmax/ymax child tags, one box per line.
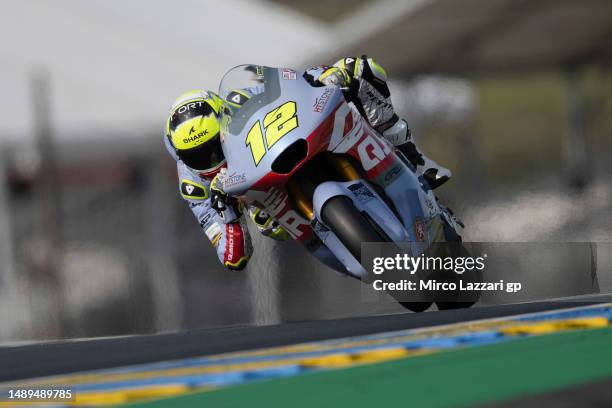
<box><xmin>218</xmin><ymin>65</ymin><xmax>282</xmax><ymax>137</ymax></box>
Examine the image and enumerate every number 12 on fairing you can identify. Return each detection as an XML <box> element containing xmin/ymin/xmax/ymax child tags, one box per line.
<box><xmin>246</xmin><ymin>101</ymin><xmax>299</xmax><ymax>165</ymax></box>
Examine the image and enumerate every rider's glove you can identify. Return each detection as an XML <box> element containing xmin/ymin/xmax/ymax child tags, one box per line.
<box><xmin>318</xmin><ymin>67</ymin><xmax>351</xmax><ymax>88</ymax></box>
<box><xmin>210</xmin><ymin>171</ymin><xmax>243</xmax><ymax>222</ymax></box>
<box><xmin>210</xmin><ymin>173</ymin><xmax>228</xmax><ymax>213</ymax></box>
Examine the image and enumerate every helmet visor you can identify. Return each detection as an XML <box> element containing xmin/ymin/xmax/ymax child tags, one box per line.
<box><xmin>177</xmin><ymin>132</ymin><xmax>225</xmax><ymax>171</ymax></box>
<box><xmin>169</xmin><ymin>100</ymin><xmax>215</xmax><ymax>133</ymax></box>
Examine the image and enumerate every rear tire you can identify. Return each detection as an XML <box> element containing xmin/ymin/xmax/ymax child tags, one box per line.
<box><xmin>431</xmin><ymin>241</ymin><xmax>480</xmax><ymax>310</ymax></box>
<box><xmin>321</xmin><ymin>196</ymin><xmax>432</xmax><ymax>313</ymax></box>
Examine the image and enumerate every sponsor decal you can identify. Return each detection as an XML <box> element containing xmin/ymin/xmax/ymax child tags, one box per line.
<box><xmin>182</xmin><ymin>129</ymin><xmax>208</xmax><ymax>146</ymax></box>
<box><xmin>177</xmin><ymin>101</ymin><xmax>205</xmax><ymax>115</ymax></box>
<box><xmin>383</xmin><ymin>165</ymin><xmax>401</xmax><ymax>184</ymax></box>
<box><xmin>227</xmin><ymin>224</ymin><xmax>235</xmax><ymax>260</ymax></box>
<box><xmin>224</xmin><ymin>223</ymin><xmax>245</xmax><ymax>262</ymax></box>
<box><xmin>222</xmin><ymin>172</ymin><xmax>247</xmax><ymax>189</ymax></box>
<box><xmin>281</xmin><ymin>68</ymin><xmax>297</xmax><ymax>80</ymax></box>
<box><xmin>250</xmin><ymin>187</ymin><xmax>310</xmax><ymax>238</ymax></box>
<box><xmin>357</xmin><ymin>134</ymin><xmax>392</xmax><ymax>171</ymax></box>
<box><xmin>414</xmin><ymin>218</ymin><xmax>426</xmax><ymax>242</ymax></box>
<box><xmin>277</xmin><ymin>209</ymin><xmax>309</xmax><ymax>238</ymax></box>
<box><xmin>205</xmin><ymin>222</ymin><xmax>222</xmax><ymax>242</ymax></box>
<box><xmin>199</xmin><ymin>212</ymin><xmax>213</xmax><ymax>228</ymax></box>
<box><xmin>313</xmin><ymin>87</ymin><xmax>334</xmax><ymax>113</ymax></box>
<box><xmin>348</xmin><ymin>182</ymin><xmax>375</xmax><ymax>203</ymax></box>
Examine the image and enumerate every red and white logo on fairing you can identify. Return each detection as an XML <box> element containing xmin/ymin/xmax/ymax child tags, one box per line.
<box><xmin>357</xmin><ymin>135</ymin><xmax>392</xmax><ymax>171</ymax></box>
<box><xmin>250</xmin><ymin>187</ymin><xmax>310</xmax><ymax>238</ymax></box>
<box><xmin>282</xmin><ymin>68</ymin><xmax>297</xmax><ymax>80</ymax></box>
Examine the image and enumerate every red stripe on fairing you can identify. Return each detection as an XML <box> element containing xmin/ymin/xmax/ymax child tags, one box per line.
<box><xmin>343</xmin><ymin>111</ymin><xmax>354</xmax><ymax>136</ymax></box>
<box><xmin>224</xmin><ymin>222</ymin><xmax>245</xmax><ymax>263</ymax></box>
<box><xmin>310</xmin><ymin>103</ymin><xmax>342</xmax><ymax>155</ymax></box>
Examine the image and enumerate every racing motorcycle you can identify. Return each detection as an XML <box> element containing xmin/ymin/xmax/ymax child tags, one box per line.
<box><xmin>217</xmin><ymin>65</ymin><xmax>477</xmax><ymax>312</ymax></box>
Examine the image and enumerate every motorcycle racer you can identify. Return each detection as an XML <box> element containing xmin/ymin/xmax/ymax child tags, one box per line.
<box><xmin>164</xmin><ymin>57</ymin><xmax>451</xmax><ymax>271</ymax></box>
<box><xmin>164</xmin><ymin>90</ymin><xmax>288</xmax><ymax>271</ymax></box>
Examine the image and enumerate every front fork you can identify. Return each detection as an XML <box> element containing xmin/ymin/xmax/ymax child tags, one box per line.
<box><xmin>287</xmin><ymin>155</ymin><xmax>411</xmax><ymax>278</ymax></box>
<box><xmin>286</xmin><ymin>155</ymin><xmax>360</xmax><ymax>220</ymax></box>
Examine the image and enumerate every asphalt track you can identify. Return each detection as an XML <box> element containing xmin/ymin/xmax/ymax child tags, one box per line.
<box><xmin>1</xmin><ymin>294</ymin><xmax>611</xmax><ymax>383</ymax></box>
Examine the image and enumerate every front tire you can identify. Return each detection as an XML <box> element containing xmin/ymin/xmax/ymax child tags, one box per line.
<box><xmin>320</xmin><ymin>196</ymin><xmax>383</xmax><ymax>263</ymax></box>
<box><xmin>321</xmin><ymin>196</ymin><xmax>432</xmax><ymax>313</ymax></box>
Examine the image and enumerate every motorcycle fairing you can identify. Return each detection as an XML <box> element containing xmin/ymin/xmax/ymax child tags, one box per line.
<box><xmin>219</xmin><ymin>65</ymin><xmax>445</xmax><ymax>276</ymax></box>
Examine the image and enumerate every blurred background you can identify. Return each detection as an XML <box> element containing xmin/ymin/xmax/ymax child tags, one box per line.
<box><xmin>0</xmin><ymin>0</ymin><xmax>611</xmax><ymax>343</ymax></box>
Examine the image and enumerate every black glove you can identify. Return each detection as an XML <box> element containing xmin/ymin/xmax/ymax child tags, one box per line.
<box><xmin>210</xmin><ymin>173</ymin><xmax>229</xmax><ymax>213</ymax></box>
<box><xmin>210</xmin><ymin>173</ymin><xmax>243</xmax><ymax>220</ymax></box>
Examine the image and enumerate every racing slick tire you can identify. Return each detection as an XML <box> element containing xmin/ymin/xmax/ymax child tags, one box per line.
<box><xmin>431</xmin><ymin>240</ymin><xmax>481</xmax><ymax>310</ymax></box>
<box><xmin>321</xmin><ymin>195</ymin><xmax>432</xmax><ymax>313</ymax></box>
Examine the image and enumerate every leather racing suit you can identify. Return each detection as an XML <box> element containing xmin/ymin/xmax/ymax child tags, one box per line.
<box><xmin>164</xmin><ymin>136</ymin><xmax>287</xmax><ymax>270</ymax></box>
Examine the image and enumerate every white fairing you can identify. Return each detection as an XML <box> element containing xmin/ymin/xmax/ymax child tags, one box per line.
<box><xmin>218</xmin><ymin>65</ymin><xmax>449</xmax><ymax>277</ymax></box>
<box><xmin>312</xmin><ymin>180</ymin><xmax>411</xmax><ymax>278</ymax></box>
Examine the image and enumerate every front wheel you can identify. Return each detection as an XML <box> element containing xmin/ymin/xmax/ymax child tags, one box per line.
<box><xmin>320</xmin><ymin>195</ymin><xmax>432</xmax><ymax>313</ymax></box>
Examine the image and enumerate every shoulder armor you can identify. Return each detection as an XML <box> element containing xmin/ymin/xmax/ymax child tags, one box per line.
<box><xmin>180</xmin><ymin>179</ymin><xmax>208</xmax><ymax>201</ymax></box>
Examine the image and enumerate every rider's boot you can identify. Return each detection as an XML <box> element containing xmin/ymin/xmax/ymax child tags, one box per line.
<box><xmin>382</xmin><ymin>119</ymin><xmax>451</xmax><ymax>189</ymax></box>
